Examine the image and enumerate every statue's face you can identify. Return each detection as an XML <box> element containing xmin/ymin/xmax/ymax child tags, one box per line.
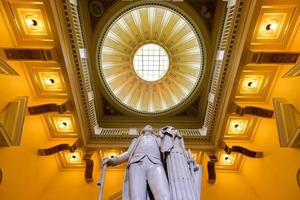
<box><xmin>142</xmin><ymin>125</ymin><xmax>153</xmax><ymax>135</ymax></box>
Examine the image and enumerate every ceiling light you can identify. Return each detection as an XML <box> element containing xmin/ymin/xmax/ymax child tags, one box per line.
<box><xmin>266</xmin><ymin>23</ymin><xmax>278</xmax><ymax>31</ymax></box>
<box><xmin>220</xmin><ymin>153</ymin><xmax>233</xmax><ymax>165</ymax></box>
<box><xmin>247</xmin><ymin>80</ymin><xmax>257</xmax><ymax>88</ymax></box>
<box><xmin>58</xmin><ymin>121</ymin><xmax>68</xmax><ymax>129</ymax></box>
<box><xmin>45</xmin><ymin>78</ymin><xmax>55</xmax><ymax>86</ymax></box>
<box><xmin>233</xmin><ymin>123</ymin><xmax>242</xmax><ymax>131</ymax></box>
<box><xmin>68</xmin><ymin>152</ymin><xmax>81</xmax><ymax>162</ymax></box>
<box><xmin>26</xmin><ymin>18</ymin><xmax>38</xmax><ymax>26</ymax></box>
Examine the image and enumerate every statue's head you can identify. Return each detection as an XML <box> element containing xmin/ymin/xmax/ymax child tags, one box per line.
<box><xmin>141</xmin><ymin>125</ymin><xmax>154</xmax><ymax>135</ymax></box>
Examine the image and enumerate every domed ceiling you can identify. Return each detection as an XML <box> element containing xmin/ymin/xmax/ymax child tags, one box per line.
<box><xmin>97</xmin><ymin>5</ymin><xmax>205</xmax><ymax>115</ymax></box>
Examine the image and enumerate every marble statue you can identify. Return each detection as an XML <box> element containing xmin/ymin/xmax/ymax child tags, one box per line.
<box><xmin>101</xmin><ymin>125</ymin><xmax>202</xmax><ymax>200</ymax></box>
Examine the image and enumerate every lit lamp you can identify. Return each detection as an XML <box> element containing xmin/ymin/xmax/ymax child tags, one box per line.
<box><xmin>68</xmin><ymin>152</ymin><xmax>81</xmax><ymax>163</ymax></box>
<box><xmin>26</xmin><ymin>18</ymin><xmax>38</xmax><ymax>27</ymax></box>
<box><xmin>265</xmin><ymin>23</ymin><xmax>278</xmax><ymax>31</ymax></box>
<box><xmin>58</xmin><ymin>121</ymin><xmax>68</xmax><ymax>129</ymax></box>
<box><xmin>221</xmin><ymin>153</ymin><xmax>233</xmax><ymax>165</ymax></box>
<box><xmin>232</xmin><ymin>123</ymin><xmax>242</xmax><ymax>131</ymax></box>
<box><xmin>44</xmin><ymin>78</ymin><xmax>55</xmax><ymax>86</ymax></box>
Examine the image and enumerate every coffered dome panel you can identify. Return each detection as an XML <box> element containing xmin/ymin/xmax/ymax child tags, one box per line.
<box><xmin>97</xmin><ymin>3</ymin><xmax>205</xmax><ymax>115</ymax></box>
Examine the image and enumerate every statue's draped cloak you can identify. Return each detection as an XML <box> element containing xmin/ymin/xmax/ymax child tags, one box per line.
<box><xmin>161</xmin><ymin>131</ymin><xmax>202</xmax><ymax>200</ymax></box>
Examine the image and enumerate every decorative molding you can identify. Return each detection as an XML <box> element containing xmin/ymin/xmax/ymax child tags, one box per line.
<box><xmin>282</xmin><ymin>63</ymin><xmax>300</xmax><ymax>78</ymax></box>
<box><xmin>57</xmin><ymin>149</ymin><xmax>85</xmax><ymax>169</ymax></box>
<box><xmin>224</xmin><ymin>115</ymin><xmax>259</xmax><ymax>141</ymax></box>
<box><xmin>1</xmin><ymin>0</ymin><xmax>55</xmax><ymax>46</ymax></box>
<box><xmin>230</xmin><ymin>102</ymin><xmax>273</xmax><ymax>118</ymax></box>
<box><xmin>216</xmin><ymin>151</ymin><xmax>243</xmax><ymax>171</ymax></box>
<box><xmin>248</xmin><ymin>52</ymin><xmax>299</xmax><ymax>64</ymax></box>
<box><xmin>223</xmin><ymin>143</ymin><xmax>263</xmax><ymax>158</ymax></box>
<box><xmin>2</xmin><ymin>48</ymin><xmax>57</xmax><ymax>61</ymax></box>
<box><xmin>273</xmin><ymin>98</ymin><xmax>300</xmax><ymax>148</ymax></box>
<box><xmin>0</xmin><ymin>57</ymin><xmax>19</xmax><ymax>75</ymax></box>
<box><xmin>24</xmin><ymin>62</ymin><xmax>68</xmax><ymax>98</ymax></box>
<box><xmin>28</xmin><ymin>100</ymin><xmax>72</xmax><ymax>115</ymax></box>
<box><xmin>234</xmin><ymin>65</ymin><xmax>278</xmax><ymax>101</ymax></box>
<box><xmin>83</xmin><ymin>150</ymin><xmax>95</xmax><ymax>183</ymax></box>
<box><xmin>207</xmin><ymin>154</ymin><xmax>217</xmax><ymax>184</ymax></box>
<box><xmin>251</xmin><ymin>5</ymin><xmax>298</xmax><ymax>49</ymax></box>
<box><xmin>38</xmin><ymin>140</ymin><xmax>80</xmax><ymax>156</ymax></box>
<box><xmin>0</xmin><ymin>96</ymin><xmax>28</xmax><ymax>147</ymax></box>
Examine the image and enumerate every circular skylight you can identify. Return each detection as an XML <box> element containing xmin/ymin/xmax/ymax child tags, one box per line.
<box><xmin>98</xmin><ymin>5</ymin><xmax>204</xmax><ymax>114</ymax></box>
<box><xmin>133</xmin><ymin>43</ymin><xmax>169</xmax><ymax>82</ymax></box>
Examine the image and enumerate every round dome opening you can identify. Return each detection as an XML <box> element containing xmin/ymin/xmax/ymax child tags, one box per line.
<box><xmin>133</xmin><ymin>43</ymin><xmax>169</xmax><ymax>82</ymax></box>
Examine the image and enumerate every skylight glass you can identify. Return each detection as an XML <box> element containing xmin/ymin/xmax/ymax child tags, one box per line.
<box><xmin>133</xmin><ymin>43</ymin><xmax>169</xmax><ymax>81</ymax></box>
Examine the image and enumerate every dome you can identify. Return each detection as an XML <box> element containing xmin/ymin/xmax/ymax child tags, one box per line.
<box><xmin>97</xmin><ymin>4</ymin><xmax>205</xmax><ymax>114</ymax></box>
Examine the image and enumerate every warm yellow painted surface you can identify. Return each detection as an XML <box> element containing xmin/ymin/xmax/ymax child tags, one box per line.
<box><xmin>239</xmin><ymin>118</ymin><xmax>300</xmax><ymax>200</ymax></box>
<box><xmin>40</xmin><ymin>169</ymin><xmax>125</xmax><ymax>200</ymax></box>
<box><xmin>268</xmin><ymin>65</ymin><xmax>300</xmax><ymax>111</ymax></box>
<box><xmin>0</xmin><ymin>115</ymin><xmax>60</xmax><ymax>200</ymax></box>
<box><xmin>0</xmin><ymin>7</ymin><xmax>14</xmax><ymax>47</ymax></box>
<box><xmin>0</xmin><ymin>61</ymin><xmax>33</xmax><ymax>111</ymax></box>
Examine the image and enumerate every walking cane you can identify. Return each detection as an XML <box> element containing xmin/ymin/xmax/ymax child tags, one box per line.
<box><xmin>97</xmin><ymin>162</ymin><xmax>107</xmax><ymax>200</ymax></box>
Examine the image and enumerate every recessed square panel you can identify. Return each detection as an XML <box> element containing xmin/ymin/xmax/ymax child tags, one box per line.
<box><xmin>224</xmin><ymin>116</ymin><xmax>259</xmax><ymax>141</ymax></box>
<box><xmin>235</xmin><ymin>66</ymin><xmax>278</xmax><ymax>101</ymax></box>
<box><xmin>24</xmin><ymin>62</ymin><xmax>68</xmax><ymax>98</ymax></box>
<box><xmin>43</xmin><ymin>113</ymin><xmax>77</xmax><ymax>138</ymax></box>
<box><xmin>216</xmin><ymin>151</ymin><xmax>243</xmax><ymax>171</ymax></box>
<box><xmin>57</xmin><ymin>149</ymin><xmax>84</xmax><ymax>169</ymax></box>
<box><xmin>2</xmin><ymin>0</ymin><xmax>54</xmax><ymax>45</ymax></box>
<box><xmin>251</xmin><ymin>5</ymin><xmax>297</xmax><ymax>49</ymax></box>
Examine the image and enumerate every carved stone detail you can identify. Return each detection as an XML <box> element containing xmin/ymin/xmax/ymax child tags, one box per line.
<box><xmin>38</xmin><ymin>140</ymin><xmax>80</xmax><ymax>156</ymax></box>
<box><xmin>3</xmin><ymin>48</ymin><xmax>57</xmax><ymax>61</ymax></box>
<box><xmin>248</xmin><ymin>51</ymin><xmax>299</xmax><ymax>64</ymax></box>
<box><xmin>230</xmin><ymin>102</ymin><xmax>273</xmax><ymax>118</ymax></box>
<box><xmin>0</xmin><ymin>57</ymin><xmax>19</xmax><ymax>75</ymax></box>
<box><xmin>223</xmin><ymin>143</ymin><xmax>263</xmax><ymax>158</ymax></box>
<box><xmin>273</xmin><ymin>98</ymin><xmax>300</xmax><ymax>148</ymax></box>
<box><xmin>207</xmin><ymin>154</ymin><xmax>217</xmax><ymax>184</ymax></box>
<box><xmin>0</xmin><ymin>96</ymin><xmax>28</xmax><ymax>147</ymax></box>
<box><xmin>28</xmin><ymin>100</ymin><xmax>72</xmax><ymax>115</ymax></box>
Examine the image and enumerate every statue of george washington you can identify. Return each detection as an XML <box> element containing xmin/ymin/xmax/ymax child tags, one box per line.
<box><xmin>101</xmin><ymin>125</ymin><xmax>202</xmax><ymax>200</ymax></box>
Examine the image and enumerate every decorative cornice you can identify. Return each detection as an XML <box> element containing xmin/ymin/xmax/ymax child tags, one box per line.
<box><xmin>0</xmin><ymin>57</ymin><xmax>19</xmax><ymax>75</ymax></box>
<box><xmin>0</xmin><ymin>96</ymin><xmax>28</xmax><ymax>147</ymax></box>
<box><xmin>28</xmin><ymin>100</ymin><xmax>72</xmax><ymax>115</ymax></box>
<box><xmin>282</xmin><ymin>63</ymin><xmax>300</xmax><ymax>78</ymax></box>
<box><xmin>273</xmin><ymin>98</ymin><xmax>300</xmax><ymax>148</ymax></box>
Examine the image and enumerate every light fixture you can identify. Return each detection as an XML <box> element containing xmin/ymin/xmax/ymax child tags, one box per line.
<box><xmin>265</xmin><ymin>23</ymin><xmax>278</xmax><ymax>31</ymax></box>
<box><xmin>26</xmin><ymin>18</ymin><xmax>38</xmax><ymax>27</ymax></box>
<box><xmin>44</xmin><ymin>78</ymin><xmax>55</xmax><ymax>86</ymax></box>
<box><xmin>233</xmin><ymin>123</ymin><xmax>242</xmax><ymax>131</ymax></box>
<box><xmin>68</xmin><ymin>152</ymin><xmax>81</xmax><ymax>163</ymax></box>
<box><xmin>220</xmin><ymin>153</ymin><xmax>233</xmax><ymax>165</ymax></box>
<box><xmin>58</xmin><ymin>121</ymin><xmax>68</xmax><ymax>129</ymax></box>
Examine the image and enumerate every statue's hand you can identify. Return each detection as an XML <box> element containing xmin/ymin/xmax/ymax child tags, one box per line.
<box><xmin>102</xmin><ymin>157</ymin><xmax>115</xmax><ymax>166</ymax></box>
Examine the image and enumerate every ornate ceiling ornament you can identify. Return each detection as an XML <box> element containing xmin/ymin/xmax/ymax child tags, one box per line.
<box><xmin>97</xmin><ymin>3</ymin><xmax>205</xmax><ymax>115</ymax></box>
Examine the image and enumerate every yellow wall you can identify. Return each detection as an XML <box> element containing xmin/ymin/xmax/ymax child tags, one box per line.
<box><xmin>0</xmin><ymin>116</ymin><xmax>60</xmax><ymax>200</ymax></box>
